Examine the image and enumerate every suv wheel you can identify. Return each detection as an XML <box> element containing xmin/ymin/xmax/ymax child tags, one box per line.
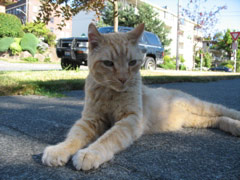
<box><xmin>61</xmin><ymin>59</ymin><xmax>80</xmax><ymax>70</ymax></box>
<box><xmin>144</xmin><ymin>57</ymin><xmax>156</xmax><ymax>70</ymax></box>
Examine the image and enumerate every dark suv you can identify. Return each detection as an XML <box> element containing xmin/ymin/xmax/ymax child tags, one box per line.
<box><xmin>56</xmin><ymin>26</ymin><xmax>164</xmax><ymax>70</ymax></box>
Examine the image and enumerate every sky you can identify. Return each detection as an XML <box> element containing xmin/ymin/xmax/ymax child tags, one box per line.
<box><xmin>149</xmin><ymin>0</ymin><xmax>240</xmax><ymax>34</ymax></box>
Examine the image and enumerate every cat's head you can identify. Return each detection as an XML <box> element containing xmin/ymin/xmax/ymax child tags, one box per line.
<box><xmin>87</xmin><ymin>23</ymin><xmax>144</xmax><ymax>92</ymax></box>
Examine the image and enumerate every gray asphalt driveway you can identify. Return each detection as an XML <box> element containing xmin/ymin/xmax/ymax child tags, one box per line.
<box><xmin>1</xmin><ymin>79</ymin><xmax>240</xmax><ymax>180</ymax></box>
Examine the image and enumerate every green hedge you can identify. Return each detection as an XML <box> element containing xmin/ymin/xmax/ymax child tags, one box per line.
<box><xmin>0</xmin><ymin>37</ymin><xmax>14</xmax><ymax>52</ymax></box>
<box><xmin>0</xmin><ymin>13</ymin><xmax>24</xmax><ymax>38</ymax></box>
<box><xmin>20</xmin><ymin>33</ymin><xmax>39</xmax><ymax>56</ymax></box>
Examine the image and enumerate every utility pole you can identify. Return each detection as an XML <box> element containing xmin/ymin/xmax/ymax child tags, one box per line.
<box><xmin>176</xmin><ymin>0</ymin><xmax>180</xmax><ymax>70</ymax></box>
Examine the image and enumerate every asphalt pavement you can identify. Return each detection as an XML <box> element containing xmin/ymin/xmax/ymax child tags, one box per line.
<box><xmin>0</xmin><ymin>79</ymin><xmax>240</xmax><ymax>180</ymax></box>
<box><xmin>0</xmin><ymin>60</ymin><xmax>62</xmax><ymax>71</ymax></box>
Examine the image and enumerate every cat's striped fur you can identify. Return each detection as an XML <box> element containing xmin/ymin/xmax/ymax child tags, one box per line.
<box><xmin>42</xmin><ymin>23</ymin><xmax>240</xmax><ymax>171</ymax></box>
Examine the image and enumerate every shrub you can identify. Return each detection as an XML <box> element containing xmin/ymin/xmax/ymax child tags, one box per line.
<box><xmin>160</xmin><ymin>55</ymin><xmax>176</xmax><ymax>70</ymax></box>
<box><xmin>44</xmin><ymin>32</ymin><xmax>56</xmax><ymax>46</ymax></box>
<box><xmin>22</xmin><ymin>56</ymin><xmax>38</xmax><ymax>62</ymax></box>
<box><xmin>203</xmin><ymin>52</ymin><xmax>212</xmax><ymax>68</ymax></box>
<box><xmin>44</xmin><ymin>57</ymin><xmax>51</xmax><ymax>62</ymax></box>
<box><xmin>22</xmin><ymin>22</ymin><xmax>56</xmax><ymax>46</ymax></box>
<box><xmin>0</xmin><ymin>37</ymin><xmax>14</xmax><ymax>52</ymax></box>
<box><xmin>9</xmin><ymin>38</ymin><xmax>22</xmax><ymax>55</ymax></box>
<box><xmin>0</xmin><ymin>13</ymin><xmax>24</xmax><ymax>38</ymax></box>
<box><xmin>220</xmin><ymin>61</ymin><xmax>234</xmax><ymax>70</ymax></box>
<box><xmin>20</xmin><ymin>33</ymin><xmax>39</xmax><ymax>56</ymax></box>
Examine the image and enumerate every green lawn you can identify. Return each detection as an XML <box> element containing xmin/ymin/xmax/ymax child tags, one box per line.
<box><xmin>1</xmin><ymin>70</ymin><xmax>240</xmax><ymax>97</ymax></box>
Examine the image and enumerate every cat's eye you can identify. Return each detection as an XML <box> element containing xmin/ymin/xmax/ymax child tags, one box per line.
<box><xmin>128</xmin><ymin>60</ymin><xmax>137</xmax><ymax>66</ymax></box>
<box><xmin>102</xmin><ymin>60</ymin><xmax>114</xmax><ymax>67</ymax></box>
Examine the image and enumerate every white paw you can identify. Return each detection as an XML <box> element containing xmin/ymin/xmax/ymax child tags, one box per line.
<box><xmin>72</xmin><ymin>148</ymin><xmax>112</xmax><ymax>171</ymax></box>
<box><xmin>42</xmin><ymin>143</ymin><xmax>71</xmax><ymax>167</ymax></box>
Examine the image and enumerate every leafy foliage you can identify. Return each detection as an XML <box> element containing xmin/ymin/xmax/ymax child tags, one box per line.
<box><xmin>22</xmin><ymin>22</ymin><xmax>56</xmax><ymax>46</ymax></box>
<box><xmin>22</xmin><ymin>56</ymin><xmax>39</xmax><ymax>62</ymax></box>
<box><xmin>160</xmin><ymin>55</ymin><xmax>176</xmax><ymax>70</ymax></box>
<box><xmin>0</xmin><ymin>13</ymin><xmax>24</xmax><ymax>38</ymax></box>
<box><xmin>20</xmin><ymin>33</ymin><xmax>39</xmax><ymax>56</ymax></box>
<box><xmin>100</xmin><ymin>2</ymin><xmax>138</xmax><ymax>27</ymax></box>
<box><xmin>195</xmin><ymin>50</ymin><xmax>212</xmax><ymax>68</ymax></box>
<box><xmin>211</xmin><ymin>29</ymin><xmax>240</xmax><ymax>60</ymax></box>
<box><xmin>37</xmin><ymin>0</ymin><xmax>105</xmax><ymax>29</ymax></box>
<box><xmin>0</xmin><ymin>37</ymin><xmax>14</xmax><ymax>52</ymax></box>
<box><xmin>100</xmin><ymin>3</ymin><xmax>171</xmax><ymax>53</ymax></box>
<box><xmin>10</xmin><ymin>38</ymin><xmax>22</xmax><ymax>55</ymax></box>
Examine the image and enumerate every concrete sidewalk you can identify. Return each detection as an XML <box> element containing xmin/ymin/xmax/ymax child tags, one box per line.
<box><xmin>1</xmin><ymin>79</ymin><xmax>240</xmax><ymax>180</ymax></box>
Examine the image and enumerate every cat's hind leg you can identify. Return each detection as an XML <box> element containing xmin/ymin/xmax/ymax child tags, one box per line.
<box><xmin>180</xmin><ymin>97</ymin><xmax>240</xmax><ymax>136</ymax></box>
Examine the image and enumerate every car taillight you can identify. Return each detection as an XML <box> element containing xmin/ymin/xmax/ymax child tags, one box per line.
<box><xmin>162</xmin><ymin>51</ymin><xmax>164</xmax><ymax>57</ymax></box>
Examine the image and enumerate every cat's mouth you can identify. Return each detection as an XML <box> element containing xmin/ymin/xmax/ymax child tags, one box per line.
<box><xmin>109</xmin><ymin>82</ymin><xmax>129</xmax><ymax>92</ymax></box>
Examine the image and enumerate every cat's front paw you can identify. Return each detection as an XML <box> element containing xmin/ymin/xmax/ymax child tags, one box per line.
<box><xmin>42</xmin><ymin>143</ymin><xmax>71</xmax><ymax>167</ymax></box>
<box><xmin>72</xmin><ymin>148</ymin><xmax>113</xmax><ymax>171</ymax></box>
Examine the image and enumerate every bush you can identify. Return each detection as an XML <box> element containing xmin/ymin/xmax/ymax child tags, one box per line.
<box><xmin>0</xmin><ymin>13</ymin><xmax>24</xmax><ymax>38</ymax></box>
<box><xmin>160</xmin><ymin>55</ymin><xmax>176</xmax><ymax>70</ymax></box>
<box><xmin>44</xmin><ymin>32</ymin><xmax>56</xmax><ymax>46</ymax></box>
<box><xmin>0</xmin><ymin>37</ymin><xmax>14</xmax><ymax>52</ymax></box>
<box><xmin>220</xmin><ymin>61</ymin><xmax>234</xmax><ymax>70</ymax></box>
<box><xmin>22</xmin><ymin>56</ymin><xmax>38</xmax><ymax>62</ymax></box>
<box><xmin>44</xmin><ymin>57</ymin><xmax>51</xmax><ymax>62</ymax></box>
<box><xmin>203</xmin><ymin>52</ymin><xmax>212</xmax><ymax>68</ymax></box>
<box><xmin>22</xmin><ymin>22</ymin><xmax>56</xmax><ymax>46</ymax></box>
<box><xmin>9</xmin><ymin>38</ymin><xmax>22</xmax><ymax>55</ymax></box>
<box><xmin>20</xmin><ymin>33</ymin><xmax>39</xmax><ymax>56</ymax></box>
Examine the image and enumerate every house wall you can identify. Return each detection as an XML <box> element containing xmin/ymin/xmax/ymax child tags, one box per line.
<box><xmin>6</xmin><ymin>0</ymin><xmax>72</xmax><ymax>39</ymax></box>
<box><xmin>0</xmin><ymin>5</ymin><xmax>6</xmax><ymax>12</ymax></box>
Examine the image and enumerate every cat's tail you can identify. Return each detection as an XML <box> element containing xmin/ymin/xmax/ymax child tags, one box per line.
<box><xmin>178</xmin><ymin>97</ymin><xmax>240</xmax><ymax>136</ymax></box>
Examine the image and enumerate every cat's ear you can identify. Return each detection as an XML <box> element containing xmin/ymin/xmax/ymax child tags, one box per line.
<box><xmin>88</xmin><ymin>23</ymin><xmax>102</xmax><ymax>50</ymax></box>
<box><xmin>127</xmin><ymin>23</ymin><xmax>145</xmax><ymax>43</ymax></box>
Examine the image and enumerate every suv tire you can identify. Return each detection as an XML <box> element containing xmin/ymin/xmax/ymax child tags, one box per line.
<box><xmin>61</xmin><ymin>59</ymin><xmax>80</xmax><ymax>70</ymax></box>
<box><xmin>144</xmin><ymin>57</ymin><xmax>156</xmax><ymax>70</ymax></box>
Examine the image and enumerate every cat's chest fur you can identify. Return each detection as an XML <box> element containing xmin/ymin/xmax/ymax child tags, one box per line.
<box><xmin>83</xmin><ymin>74</ymin><xmax>143</xmax><ymax>123</ymax></box>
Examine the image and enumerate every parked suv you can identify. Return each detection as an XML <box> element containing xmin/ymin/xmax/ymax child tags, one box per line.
<box><xmin>56</xmin><ymin>26</ymin><xmax>164</xmax><ymax>70</ymax></box>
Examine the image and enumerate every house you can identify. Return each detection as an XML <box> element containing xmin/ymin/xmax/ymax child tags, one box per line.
<box><xmin>0</xmin><ymin>5</ymin><xmax>5</xmax><ymax>12</ymax></box>
<box><xmin>5</xmin><ymin>0</ymin><xmax>72</xmax><ymax>39</ymax></box>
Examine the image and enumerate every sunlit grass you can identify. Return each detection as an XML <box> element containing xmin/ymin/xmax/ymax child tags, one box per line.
<box><xmin>0</xmin><ymin>69</ymin><xmax>240</xmax><ymax>97</ymax></box>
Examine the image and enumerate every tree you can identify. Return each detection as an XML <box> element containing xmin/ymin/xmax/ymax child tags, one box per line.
<box><xmin>181</xmin><ymin>0</ymin><xmax>227</xmax><ymax>36</ymax></box>
<box><xmin>37</xmin><ymin>0</ymin><xmax>120</xmax><ymax>31</ymax></box>
<box><xmin>100</xmin><ymin>2</ymin><xmax>171</xmax><ymax>54</ymax></box>
<box><xmin>37</xmin><ymin>0</ymin><xmax>106</xmax><ymax>29</ymax></box>
<box><xmin>100</xmin><ymin>2</ymin><xmax>138</xmax><ymax>27</ymax></box>
<box><xmin>211</xmin><ymin>29</ymin><xmax>233</xmax><ymax>59</ymax></box>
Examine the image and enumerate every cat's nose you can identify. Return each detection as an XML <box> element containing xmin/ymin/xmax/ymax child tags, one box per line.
<box><xmin>118</xmin><ymin>77</ymin><xmax>127</xmax><ymax>84</ymax></box>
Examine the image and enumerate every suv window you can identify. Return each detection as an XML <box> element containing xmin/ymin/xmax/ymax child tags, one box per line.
<box><xmin>145</xmin><ymin>32</ymin><xmax>161</xmax><ymax>46</ymax></box>
<box><xmin>98</xmin><ymin>27</ymin><xmax>114</xmax><ymax>34</ymax></box>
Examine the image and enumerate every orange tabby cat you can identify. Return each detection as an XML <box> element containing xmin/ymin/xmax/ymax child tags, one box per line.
<box><xmin>42</xmin><ymin>23</ymin><xmax>240</xmax><ymax>171</ymax></box>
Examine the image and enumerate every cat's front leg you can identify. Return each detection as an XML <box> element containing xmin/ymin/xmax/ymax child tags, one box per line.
<box><xmin>42</xmin><ymin>117</ymin><xmax>105</xmax><ymax>167</ymax></box>
<box><xmin>72</xmin><ymin>114</ymin><xmax>143</xmax><ymax>170</ymax></box>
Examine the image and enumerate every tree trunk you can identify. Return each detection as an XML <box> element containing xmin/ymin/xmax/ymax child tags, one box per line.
<box><xmin>113</xmin><ymin>0</ymin><xmax>118</xmax><ymax>32</ymax></box>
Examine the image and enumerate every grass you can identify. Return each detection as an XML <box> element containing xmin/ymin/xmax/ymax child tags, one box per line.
<box><xmin>0</xmin><ymin>57</ymin><xmax>59</xmax><ymax>64</ymax></box>
<box><xmin>1</xmin><ymin>69</ymin><xmax>240</xmax><ymax>97</ymax></box>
